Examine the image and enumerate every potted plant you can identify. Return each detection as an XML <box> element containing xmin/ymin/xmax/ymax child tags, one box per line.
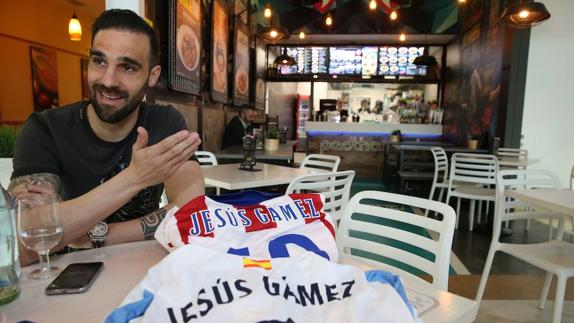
<box><xmin>467</xmin><ymin>133</ymin><xmax>480</xmax><ymax>150</ymax></box>
<box><xmin>264</xmin><ymin>127</ymin><xmax>280</xmax><ymax>151</ymax></box>
<box><xmin>390</xmin><ymin>129</ymin><xmax>402</xmax><ymax>143</ymax></box>
<box><xmin>0</xmin><ymin>125</ymin><xmax>19</xmax><ymax>158</ymax></box>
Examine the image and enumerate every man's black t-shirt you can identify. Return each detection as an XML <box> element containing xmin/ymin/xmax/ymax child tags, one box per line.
<box><xmin>12</xmin><ymin>101</ymin><xmax>191</xmax><ymax>223</ymax></box>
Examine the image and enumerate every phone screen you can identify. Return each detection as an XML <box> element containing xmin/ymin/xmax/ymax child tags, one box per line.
<box><xmin>46</xmin><ymin>262</ymin><xmax>104</xmax><ymax>295</ymax></box>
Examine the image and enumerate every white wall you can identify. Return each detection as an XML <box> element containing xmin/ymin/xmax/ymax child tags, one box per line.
<box><xmin>522</xmin><ymin>0</ymin><xmax>574</xmax><ymax>187</ymax></box>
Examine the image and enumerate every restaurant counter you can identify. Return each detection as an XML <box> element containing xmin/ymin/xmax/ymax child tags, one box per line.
<box><xmin>305</xmin><ymin>121</ymin><xmax>443</xmax><ymax>178</ymax></box>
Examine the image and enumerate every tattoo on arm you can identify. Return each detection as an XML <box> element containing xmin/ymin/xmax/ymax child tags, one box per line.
<box><xmin>139</xmin><ymin>207</ymin><xmax>167</xmax><ymax>240</ymax></box>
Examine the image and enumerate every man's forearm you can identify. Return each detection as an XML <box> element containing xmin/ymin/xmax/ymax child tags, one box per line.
<box><xmin>140</xmin><ymin>207</ymin><xmax>168</xmax><ymax>240</ymax></box>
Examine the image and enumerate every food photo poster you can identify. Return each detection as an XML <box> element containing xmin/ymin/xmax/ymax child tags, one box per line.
<box><xmin>232</xmin><ymin>20</ymin><xmax>249</xmax><ymax>106</ymax></box>
<box><xmin>211</xmin><ymin>0</ymin><xmax>229</xmax><ymax>103</ymax></box>
<box><xmin>168</xmin><ymin>0</ymin><xmax>202</xmax><ymax>95</ymax></box>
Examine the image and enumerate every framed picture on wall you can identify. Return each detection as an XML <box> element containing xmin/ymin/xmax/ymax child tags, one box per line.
<box><xmin>211</xmin><ymin>0</ymin><xmax>229</xmax><ymax>103</ymax></box>
<box><xmin>234</xmin><ymin>0</ymin><xmax>248</xmax><ymax>24</ymax></box>
<box><xmin>80</xmin><ymin>58</ymin><xmax>89</xmax><ymax>100</ymax></box>
<box><xmin>255</xmin><ymin>38</ymin><xmax>266</xmax><ymax>110</ymax></box>
<box><xmin>232</xmin><ymin>20</ymin><xmax>249</xmax><ymax>106</ymax></box>
<box><xmin>30</xmin><ymin>46</ymin><xmax>58</xmax><ymax>111</ymax></box>
<box><xmin>168</xmin><ymin>0</ymin><xmax>202</xmax><ymax>95</ymax></box>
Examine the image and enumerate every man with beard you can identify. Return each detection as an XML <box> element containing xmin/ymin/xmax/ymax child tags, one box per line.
<box><xmin>10</xmin><ymin>9</ymin><xmax>203</xmax><ymax>265</ymax></box>
<box><xmin>221</xmin><ymin>105</ymin><xmax>258</xmax><ymax>149</ymax></box>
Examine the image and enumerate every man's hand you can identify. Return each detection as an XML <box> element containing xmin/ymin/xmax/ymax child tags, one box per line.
<box><xmin>125</xmin><ymin>127</ymin><xmax>201</xmax><ymax>189</ymax></box>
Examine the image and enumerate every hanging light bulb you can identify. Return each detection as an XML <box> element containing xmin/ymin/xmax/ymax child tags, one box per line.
<box><xmin>369</xmin><ymin>0</ymin><xmax>377</xmax><ymax>10</ymax></box>
<box><xmin>458</xmin><ymin>0</ymin><xmax>466</xmax><ymax>3</ymax></box>
<box><xmin>263</xmin><ymin>1</ymin><xmax>272</xmax><ymax>19</ymax></box>
<box><xmin>68</xmin><ymin>11</ymin><xmax>82</xmax><ymax>41</ymax></box>
<box><xmin>399</xmin><ymin>33</ymin><xmax>406</xmax><ymax>42</ymax></box>
<box><xmin>299</xmin><ymin>30</ymin><xmax>306</xmax><ymax>39</ymax></box>
<box><xmin>390</xmin><ymin>10</ymin><xmax>398</xmax><ymax>20</ymax></box>
<box><xmin>270</xmin><ymin>30</ymin><xmax>278</xmax><ymax>38</ymax></box>
<box><xmin>325</xmin><ymin>13</ymin><xmax>333</xmax><ymax>27</ymax></box>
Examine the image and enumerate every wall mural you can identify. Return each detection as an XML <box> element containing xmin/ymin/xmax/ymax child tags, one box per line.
<box><xmin>443</xmin><ymin>0</ymin><xmax>506</xmax><ymax>146</ymax></box>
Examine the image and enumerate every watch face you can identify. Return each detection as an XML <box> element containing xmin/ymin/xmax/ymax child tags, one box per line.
<box><xmin>90</xmin><ymin>222</ymin><xmax>108</xmax><ymax>237</ymax></box>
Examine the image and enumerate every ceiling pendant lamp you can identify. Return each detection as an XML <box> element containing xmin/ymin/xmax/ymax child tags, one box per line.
<box><xmin>325</xmin><ymin>13</ymin><xmax>334</xmax><ymax>27</ymax></box>
<box><xmin>413</xmin><ymin>35</ymin><xmax>437</xmax><ymax>66</ymax></box>
<box><xmin>259</xmin><ymin>1</ymin><xmax>289</xmax><ymax>44</ymax></box>
<box><xmin>501</xmin><ymin>0</ymin><xmax>550</xmax><ymax>28</ymax></box>
<box><xmin>369</xmin><ymin>0</ymin><xmax>377</xmax><ymax>11</ymax></box>
<box><xmin>68</xmin><ymin>9</ymin><xmax>82</xmax><ymax>41</ymax></box>
<box><xmin>274</xmin><ymin>47</ymin><xmax>296</xmax><ymax>67</ymax></box>
<box><xmin>260</xmin><ymin>25</ymin><xmax>290</xmax><ymax>43</ymax></box>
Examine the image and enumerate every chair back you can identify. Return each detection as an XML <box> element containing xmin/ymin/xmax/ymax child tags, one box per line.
<box><xmin>286</xmin><ymin>170</ymin><xmax>355</xmax><ymax>223</ymax></box>
<box><xmin>195</xmin><ymin>151</ymin><xmax>218</xmax><ymax>167</ymax></box>
<box><xmin>496</xmin><ymin>148</ymin><xmax>528</xmax><ymax>159</ymax></box>
<box><xmin>300</xmin><ymin>154</ymin><xmax>340</xmax><ymax>172</ymax></box>
<box><xmin>336</xmin><ymin>191</ymin><xmax>455</xmax><ymax>290</ymax></box>
<box><xmin>450</xmin><ymin>153</ymin><xmax>498</xmax><ymax>187</ymax></box>
<box><xmin>0</xmin><ymin>158</ymin><xmax>13</xmax><ymax>188</ymax></box>
<box><xmin>494</xmin><ymin>170</ymin><xmax>563</xmax><ymax>238</ymax></box>
<box><xmin>430</xmin><ymin>147</ymin><xmax>448</xmax><ymax>184</ymax></box>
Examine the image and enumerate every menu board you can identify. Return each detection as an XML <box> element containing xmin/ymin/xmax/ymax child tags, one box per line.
<box><xmin>361</xmin><ymin>47</ymin><xmax>378</xmax><ymax>76</ymax></box>
<box><xmin>378</xmin><ymin>46</ymin><xmax>427</xmax><ymax>76</ymax></box>
<box><xmin>329</xmin><ymin>47</ymin><xmax>362</xmax><ymax>75</ymax></box>
<box><xmin>278</xmin><ymin>47</ymin><xmax>328</xmax><ymax>75</ymax></box>
<box><xmin>274</xmin><ymin>45</ymin><xmax>429</xmax><ymax>77</ymax></box>
<box><xmin>310</xmin><ymin>47</ymin><xmax>328</xmax><ymax>74</ymax></box>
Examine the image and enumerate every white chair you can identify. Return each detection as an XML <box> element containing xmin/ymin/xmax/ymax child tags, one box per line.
<box><xmin>160</xmin><ymin>151</ymin><xmax>219</xmax><ymax>207</ymax></box>
<box><xmin>496</xmin><ymin>148</ymin><xmax>528</xmax><ymax>159</ymax></box>
<box><xmin>286</xmin><ymin>170</ymin><xmax>355</xmax><ymax>225</ymax></box>
<box><xmin>446</xmin><ymin>153</ymin><xmax>498</xmax><ymax>231</ymax></box>
<box><xmin>425</xmin><ymin>147</ymin><xmax>451</xmax><ymax>216</ymax></box>
<box><xmin>300</xmin><ymin>154</ymin><xmax>340</xmax><ymax>172</ymax></box>
<box><xmin>476</xmin><ymin>169</ymin><xmax>572</xmax><ymax>323</ymax></box>
<box><xmin>0</xmin><ymin>158</ymin><xmax>13</xmax><ymax>188</ymax></box>
<box><xmin>336</xmin><ymin>190</ymin><xmax>456</xmax><ymax>291</ymax></box>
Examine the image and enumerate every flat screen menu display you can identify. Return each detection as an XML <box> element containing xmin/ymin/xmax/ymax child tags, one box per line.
<box><xmin>310</xmin><ymin>47</ymin><xmax>328</xmax><ymax>74</ymax></box>
<box><xmin>378</xmin><ymin>46</ymin><xmax>427</xmax><ymax>76</ymax></box>
<box><xmin>278</xmin><ymin>47</ymin><xmax>328</xmax><ymax>75</ymax></box>
<box><xmin>275</xmin><ymin>45</ymin><xmax>429</xmax><ymax>77</ymax></box>
<box><xmin>329</xmin><ymin>47</ymin><xmax>362</xmax><ymax>75</ymax></box>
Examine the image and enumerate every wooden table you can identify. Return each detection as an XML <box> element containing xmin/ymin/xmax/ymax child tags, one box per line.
<box><xmin>1</xmin><ymin>241</ymin><xmax>478</xmax><ymax>323</ymax></box>
<box><xmin>506</xmin><ymin>189</ymin><xmax>574</xmax><ymax>216</ymax></box>
<box><xmin>214</xmin><ymin>141</ymin><xmax>296</xmax><ymax>164</ymax></box>
<box><xmin>202</xmin><ymin>163</ymin><xmax>318</xmax><ymax>191</ymax></box>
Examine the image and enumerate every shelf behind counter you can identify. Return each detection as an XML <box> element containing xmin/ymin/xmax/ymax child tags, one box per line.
<box><xmin>305</xmin><ymin>121</ymin><xmax>443</xmax><ymax>178</ymax></box>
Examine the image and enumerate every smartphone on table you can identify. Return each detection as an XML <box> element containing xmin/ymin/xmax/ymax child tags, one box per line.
<box><xmin>45</xmin><ymin>262</ymin><xmax>104</xmax><ymax>295</ymax></box>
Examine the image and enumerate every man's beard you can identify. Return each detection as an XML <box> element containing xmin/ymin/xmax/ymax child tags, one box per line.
<box><xmin>90</xmin><ymin>84</ymin><xmax>146</xmax><ymax>123</ymax></box>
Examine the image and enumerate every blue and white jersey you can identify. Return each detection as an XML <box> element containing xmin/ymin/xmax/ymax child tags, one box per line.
<box><xmin>106</xmin><ymin>245</ymin><xmax>419</xmax><ymax>323</ymax></box>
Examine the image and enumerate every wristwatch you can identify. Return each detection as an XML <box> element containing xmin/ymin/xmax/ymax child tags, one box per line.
<box><xmin>88</xmin><ymin>222</ymin><xmax>108</xmax><ymax>248</ymax></box>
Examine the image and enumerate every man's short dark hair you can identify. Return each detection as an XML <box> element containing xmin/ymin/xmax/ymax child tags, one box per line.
<box><xmin>91</xmin><ymin>9</ymin><xmax>160</xmax><ymax>66</ymax></box>
<box><xmin>240</xmin><ymin>104</ymin><xmax>257</xmax><ymax>112</ymax></box>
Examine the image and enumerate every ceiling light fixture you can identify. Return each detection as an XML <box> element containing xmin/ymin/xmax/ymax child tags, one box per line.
<box><xmin>68</xmin><ymin>7</ymin><xmax>82</xmax><ymax>41</ymax></box>
<box><xmin>259</xmin><ymin>2</ymin><xmax>289</xmax><ymax>44</ymax></box>
<box><xmin>390</xmin><ymin>10</ymin><xmax>398</xmax><ymax>20</ymax></box>
<box><xmin>369</xmin><ymin>0</ymin><xmax>377</xmax><ymax>10</ymax></box>
<box><xmin>263</xmin><ymin>1</ymin><xmax>272</xmax><ymax>19</ymax></box>
<box><xmin>501</xmin><ymin>0</ymin><xmax>550</xmax><ymax>28</ymax></box>
<box><xmin>458</xmin><ymin>0</ymin><xmax>466</xmax><ymax>3</ymax></box>
<box><xmin>399</xmin><ymin>33</ymin><xmax>406</xmax><ymax>42</ymax></box>
<box><xmin>273</xmin><ymin>47</ymin><xmax>296</xmax><ymax>67</ymax></box>
<box><xmin>325</xmin><ymin>13</ymin><xmax>333</xmax><ymax>27</ymax></box>
<box><xmin>413</xmin><ymin>35</ymin><xmax>437</xmax><ymax>66</ymax></box>
<box><xmin>260</xmin><ymin>25</ymin><xmax>289</xmax><ymax>43</ymax></box>
<box><xmin>299</xmin><ymin>30</ymin><xmax>306</xmax><ymax>39</ymax></box>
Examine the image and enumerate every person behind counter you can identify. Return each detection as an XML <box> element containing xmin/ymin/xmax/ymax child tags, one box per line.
<box><xmin>337</xmin><ymin>98</ymin><xmax>349</xmax><ymax>121</ymax></box>
<box><xmin>222</xmin><ymin>104</ymin><xmax>258</xmax><ymax>149</ymax></box>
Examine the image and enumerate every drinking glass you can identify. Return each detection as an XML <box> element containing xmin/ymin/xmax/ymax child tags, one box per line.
<box><xmin>17</xmin><ymin>195</ymin><xmax>62</xmax><ymax>279</ymax></box>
